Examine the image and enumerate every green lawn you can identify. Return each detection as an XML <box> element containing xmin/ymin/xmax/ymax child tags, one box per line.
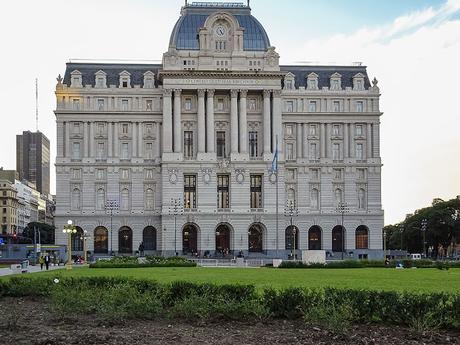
<box><xmin>26</xmin><ymin>267</ymin><xmax>460</xmax><ymax>293</ymax></box>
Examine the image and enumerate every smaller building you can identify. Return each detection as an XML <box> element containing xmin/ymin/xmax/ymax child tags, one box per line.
<box><xmin>0</xmin><ymin>179</ymin><xmax>19</xmax><ymax>234</ymax></box>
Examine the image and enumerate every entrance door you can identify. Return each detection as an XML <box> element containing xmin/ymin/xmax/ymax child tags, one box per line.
<box><xmin>215</xmin><ymin>224</ymin><xmax>231</xmax><ymax>253</ymax></box>
<box><xmin>119</xmin><ymin>227</ymin><xmax>133</xmax><ymax>254</ymax></box>
<box><xmin>183</xmin><ymin>224</ymin><xmax>198</xmax><ymax>254</ymax></box>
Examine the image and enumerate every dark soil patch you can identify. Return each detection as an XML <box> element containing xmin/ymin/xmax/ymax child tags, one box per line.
<box><xmin>0</xmin><ymin>297</ymin><xmax>458</xmax><ymax>345</ymax></box>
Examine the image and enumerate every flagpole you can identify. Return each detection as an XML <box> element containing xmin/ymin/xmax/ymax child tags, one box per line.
<box><xmin>275</xmin><ymin>135</ymin><xmax>279</xmax><ymax>259</ymax></box>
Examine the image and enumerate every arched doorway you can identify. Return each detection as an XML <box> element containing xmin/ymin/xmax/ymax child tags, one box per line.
<box><xmin>71</xmin><ymin>226</ymin><xmax>84</xmax><ymax>251</ymax></box>
<box><xmin>355</xmin><ymin>225</ymin><xmax>369</xmax><ymax>249</ymax></box>
<box><xmin>332</xmin><ymin>225</ymin><xmax>345</xmax><ymax>252</ymax></box>
<box><xmin>119</xmin><ymin>226</ymin><xmax>133</xmax><ymax>254</ymax></box>
<box><xmin>248</xmin><ymin>223</ymin><xmax>264</xmax><ymax>253</ymax></box>
<box><xmin>94</xmin><ymin>226</ymin><xmax>108</xmax><ymax>254</ymax></box>
<box><xmin>285</xmin><ymin>225</ymin><xmax>299</xmax><ymax>250</ymax></box>
<box><xmin>308</xmin><ymin>225</ymin><xmax>322</xmax><ymax>250</ymax></box>
<box><xmin>183</xmin><ymin>224</ymin><xmax>198</xmax><ymax>254</ymax></box>
<box><xmin>215</xmin><ymin>224</ymin><xmax>231</xmax><ymax>254</ymax></box>
<box><xmin>143</xmin><ymin>226</ymin><xmax>157</xmax><ymax>251</ymax></box>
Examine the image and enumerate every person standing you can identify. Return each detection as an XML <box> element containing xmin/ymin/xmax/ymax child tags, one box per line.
<box><xmin>44</xmin><ymin>253</ymin><xmax>51</xmax><ymax>270</ymax></box>
<box><xmin>138</xmin><ymin>242</ymin><xmax>145</xmax><ymax>257</ymax></box>
<box><xmin>38</xmin><ymin>255</ymin><xmax>45</xmax><ymax>270</ymax></box>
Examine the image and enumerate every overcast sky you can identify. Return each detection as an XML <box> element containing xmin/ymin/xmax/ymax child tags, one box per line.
<box><xmin>0</xmin><ymin>0</ymin><xmax>459</xmax><ymax>225</ymax></box>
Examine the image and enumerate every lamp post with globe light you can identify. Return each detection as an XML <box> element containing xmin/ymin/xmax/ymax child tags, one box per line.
<box><xmin>80</xmin><ymin>230</ymin><xmax>90</xmax><ymax>263</ymax></box>
<box><xmin>62</xmin><ymin>220</ymin><xmax>77</xmax><ymax>270</ymax></box>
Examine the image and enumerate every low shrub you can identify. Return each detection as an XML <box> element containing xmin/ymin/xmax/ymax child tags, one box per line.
<box><xmin>89</xmin><ymin>256</ymin><xmax>197</xmax><ymax>268</ymax></box>
<box><xmin>302</xmin><ymin>301</ymin><xmax>356</xmax><ymax>335</ymax></box>
<box><xmin>279</xmin><ymin>259</ymin><xmax>459</xmax><ymax>269</ymax></box>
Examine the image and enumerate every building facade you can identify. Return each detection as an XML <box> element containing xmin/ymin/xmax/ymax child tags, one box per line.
<box><xmin>16</xmin><ymin>131</ymin><xmax>51</xmax><ymax>195</ymax></box>
<box><xmin>54</xmin><ymin>1</ymin><xmax>384</xmax><ymax>259</ymax></box>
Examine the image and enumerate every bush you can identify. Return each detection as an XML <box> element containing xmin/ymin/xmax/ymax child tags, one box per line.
<box><xmin>303</xmin><ymin>301</ymin><xmax>355</xmax><ymax>335</ymax></box>
<box><xmin>89</xmin><ymin>256</ymin><xmax>197</xmax><ymax>268</ymax></box>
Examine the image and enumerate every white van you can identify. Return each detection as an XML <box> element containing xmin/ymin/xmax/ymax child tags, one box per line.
<box><xmin>410</xmin><ymin>253</ymin><xmax>422</xmax><ymax>260</ymax></box>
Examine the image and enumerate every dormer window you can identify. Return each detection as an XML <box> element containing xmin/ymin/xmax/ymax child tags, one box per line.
<box><xmin>70</xmin><ymin>70</ymin><xmax>82</xmax><ymax>88</ymax></box>
<box><xmin>353</xmin><ymin>73</ymin><xmax>366</xmax><ymax>91</ymax></box>
<box><xmin>330</xmin><ymin>73</ymin><xmax>342</xmax><ymax>90</ymax></box>
<box><xmin>306</xmin><ymin>72</ymin><xmax>319</xmax><ymax>90</ymax></box>
<box><xmin>143</xmin><ymin>71</ymin><xmax>155</xmax><ymax>89</ymax></box>
<box><xmin>284</xmin><ymin>73</ymin><xmax>295</xmax><ymax>91</ymax></box>
<box><xmin>119</xmin><ymin>70</ymin><xmax>131</xmax><ymax>88</ymax></box>
<box><xmin>94</xmin><ymin>70</ymin><xmax>107</xmax><ymax>88</ymax></box>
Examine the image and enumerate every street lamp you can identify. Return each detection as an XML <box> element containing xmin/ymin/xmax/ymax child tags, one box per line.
<box><xmin>62</xmin><ymin>219</ymin><xmax>77</xmax><ymax>270</ymax></box>
<box><xmin>105</xmin><ymin>200</ymin><xmax>119</xmax><ymax>256</ymax></box>
<box><xmin>80</xmin><ymin>230</ymin><xmax>90</xmax><ymax>264</ymax></box>
<box><xmin>284</xmin><ymin>199</ymin><xmax>299</xmax><ymax>260</ymax></box>
<box><xmin>169</xmin><ymin>198</ymin><xmax>183</xmax><ymax>256</ymax></box>
<box><xmin>421</xmin><ymin>218</ymin><xmax>428</xmax><ymax>257</ymax></box>
<box><xmin>336</xmin><ymin>202</ymin><xmax>349</xmax><ymax>260</ymax></box>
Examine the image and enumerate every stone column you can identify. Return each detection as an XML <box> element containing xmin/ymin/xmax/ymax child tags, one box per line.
<box><xmin>138</xmin><ymin>122</ymin><xmax>143</xmax><ymax>158</ymax></box>
<box><xmin>89</xmin><ymin>122</ymin><xmax>94</xmax><ymax>157</ymax></box>
<box><xmin>296</xmin><ymin>123</ymin><xmax>302</xmax><ymax>159</ymax></box>
<box><xmin>197</xmin><ymin>89</ymin><xmax>206</xmax><ymax>154</ymax></box>
<box><xmin>206</xmin><ymin>89</ymin><xmax>215</xmax><ymax>153</ymax></box>
<box><xmin>83</xmin><ymin>122</ymin><xmax>88</xmax><ymax>158</ymax></box>
<box><xmin>132</xmin><ymin>122</ymin><xmax>137</xmax><ymax>157</ymax></box>
<box><xmin>320</xmin><ymin>123</ymin><xmax>326</xmax><ymax>158</ymax></box>
<box><xmin>57</xmin><ymin>121</ymin><xmax>64</xmax><ymax>158</ymax></box>
<box><xmin>372</xmin><ymin>123</ymin><xmax>380</xmax><ymax>158</ymax></box>
<box><xmin>271</xmin><ymin>90</ymin><xmax>282</xmax><ymax>154</ymax></box>
<box><xmin>64</xmin><ymin>122</ymin><xmax>70</xmax><ymax>158</ymax></box>
<box><xmin>230</xmin><ymin>90</ymin><xmax>239</xmax><ymax>154</ymax></box>
<box><xmin>114</xmin><ymin>122</ymin><xmax>119</xmax><ymax>157</ymax></box>
<box><xmin>263</xmin><ymin>90</ymin><xmax>271</xmax><ymax>156</ymax></box>
<box><xmin>326</xmin><ymin>123</ymin><xmax>331</xmax><ymax>158</ymax></box>
<box><xmin>154</xmin><ymin>123</ymin><xmax>160</xmax><ymax>158</ymax></box>
<box><xmin>302</xmin><ymin>123</ymin><xmax>308</xmax><ymax>159</ymax></box>
<box><xmin>173</xmin><ymin>89</ymin><xmax>182</xmax><ymax>153</ymax></box>
<box><xmin>239</xmin><ymin>90</ymin><xmax>248</xmax><ymax>154</ymax></box>
<box><xmin>344</xmin><ymin>123</ymin><xmax>349</xmax><ymax>158</ymax></box>
<box><xmin>349</xmin><ymin>123</ymin><xmax>355</xmax><ymax>158</ymax></box>
<box><xmin>107</xmin><ymin>122</ymin><xmax>112</xmax><ymax>158</ymax></box>
<box><xmin>162</xmin><ymin>89</ymin><xmax>173</xmax><ymax>153</ymax></box>
<box><xmin>367</xmin><ymin>123</ymin><xmax>372</xmax><ymax>159</ymax></box>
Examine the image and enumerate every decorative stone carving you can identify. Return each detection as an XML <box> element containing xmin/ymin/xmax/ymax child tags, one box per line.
<box><xmin>215</xmin><ymin>121</ymin><xmax>228</xmax><ymax>130</ymax></box>
<box><xmin>218</xmin><ymin>159</ymin><xmax>230</xmax><ymax>170</ymax></box>
<box><xmin>207</xmin><ymin>89</ymin><xmax>215</xmax><ymax>97</ymax></box>
<box><xmin>234</xmin><ymin>168</ymin><xmax>245</xmax><ymax>184</ymax></box>
<box><xmin>56</xmin><ymin>74</ymin><xmax>63</xmax><ymax>85</ymax></box>
<box><xmin>201</xmin><ymin>168</ymin><xmax>212</xmax><ymax>184</ymax></box>
<box><xmin>163</xmin><ymin>89</ymin><xmax>173</xmax><ymax>97</ymax></box>
<box><xmin>372</xmin><ymin>77</ymin><xmax>378</xmax><ymax>87</ymax></box>
<box><xmin>168</xmin><ymin>168</ymin><xmax>180</xmax><ymax>184</ymax></box>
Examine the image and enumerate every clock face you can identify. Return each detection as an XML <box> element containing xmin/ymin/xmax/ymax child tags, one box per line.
<box><xmin>216</xmin><ymin>25</ymin><xmax>226</xmax><ymax>37</ymax></box>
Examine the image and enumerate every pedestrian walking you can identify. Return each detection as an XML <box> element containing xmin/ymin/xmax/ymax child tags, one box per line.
<box><xmin>39</xmin><ymin>255</ymin><xmax>45</xmax><ymax>270</ymax></box>
<box><xmin>44</xmin><ymin>253</ymin><xmax>51</xmax><ymax>270</ymax></box>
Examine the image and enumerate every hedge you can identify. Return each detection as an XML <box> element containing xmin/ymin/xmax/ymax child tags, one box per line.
<box><xmin>89</xmin><ymin>256</ymin><xmax>197</xmax><ymax>268</ymax></box>
<box><xmin>1</xmin><ymin>276</ymin><xmax>459</xmax><ymax>329</ymax></box>
<box><xmin>278</xmin><ymin>259</ymin><xmax>460</xmax><ymax>269</ymax></box>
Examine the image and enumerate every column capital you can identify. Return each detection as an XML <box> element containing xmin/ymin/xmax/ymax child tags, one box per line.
<box><xmin>230</xmin><ymin>89</ymin><xmax>239</xmax><ymax>98</ymax></box>
<box><xmin>263</xmin><ymin>89</ymin><xmax>271</xmax><ymax>98</ymax></box>
<box><xmin>272</xmin><ymin>89</ymin><xmax>282</xmax><ymax>97</ymax></box>
<box><xmin>198</xmin><ymin>89</ymin><xmax>206</xmax><ymax>97</ymax></box>
<box><xmin>163</xmin><ymin>88</ymin><xmax>172</xmax><ymax>97</ymax></box>
<box><xmin>207</xmin><ymin>89</ymin><xmax>215</xmax><ymax>97</ymax></box>
<box><xmin>239</xmin><ymin>89</ymin><xmax>248</xmax><ymax>97</ymax></box>
<box><xmin>173</xmin><ymin>88</ymin><xmax>182</xmax><ymax>95</ymax></box>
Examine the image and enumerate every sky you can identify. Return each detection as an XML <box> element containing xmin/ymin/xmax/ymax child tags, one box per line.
<box><xmin>0</xmin><ymin>0</ymin><xmax>459</xmax><ymax>225</ymax></box>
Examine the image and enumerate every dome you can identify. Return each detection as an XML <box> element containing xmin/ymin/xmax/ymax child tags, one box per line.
<box><xmin>169</xmin><ymin>3</ymin><xmax>271</xmax><ymax>51</ymax></box>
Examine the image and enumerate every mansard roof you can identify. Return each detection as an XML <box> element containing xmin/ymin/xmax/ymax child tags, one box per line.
<box><xmin>280</xmin><ymin>65</ymin><xmax>371</xmax><ymax>90</ymax></box>
<box><xmin>169</xmin><ymin>2</ymin><xmax>270</xmax><ymax>51</ymax></box>
<box><xmin>63</xmin><ymin>63</ymin><xmax>162</xmax><ymax>88</ymax></box>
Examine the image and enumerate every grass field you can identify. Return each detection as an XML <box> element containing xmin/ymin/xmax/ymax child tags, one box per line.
<box><xmin>25</xmin><ymin>267</ymin><xmax>460</xmax><ymax>293</ymax></box>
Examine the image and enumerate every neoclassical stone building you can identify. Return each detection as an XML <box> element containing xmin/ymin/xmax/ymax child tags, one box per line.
<box><xmin>54</xmin><ymin>1</ymin><xmax>384</xmax><ymax>259</ymax></box>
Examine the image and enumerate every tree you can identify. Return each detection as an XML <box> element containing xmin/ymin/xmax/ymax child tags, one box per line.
<box><xmin>22</xmin><ymin>222</ymin><xmax>55</xmax><ymax>244</ymax></box>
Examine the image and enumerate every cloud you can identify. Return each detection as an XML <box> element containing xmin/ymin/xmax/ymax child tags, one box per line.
<box><xmin>284</xmin><ymin>1</ymin><xmax>460</xmax><ymax>225</ymax></box>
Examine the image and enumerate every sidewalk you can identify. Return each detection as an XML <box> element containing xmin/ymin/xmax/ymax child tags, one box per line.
<box><xmin>0</xmin><ymin>264</ymin><xmax>65</xmax><ymax>277</ymax></box>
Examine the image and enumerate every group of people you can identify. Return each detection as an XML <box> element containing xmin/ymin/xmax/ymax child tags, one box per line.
<box><xmin>38</xmin><ymin>253</ymin><xmax>52</xmax><ymax>270</ymax></box>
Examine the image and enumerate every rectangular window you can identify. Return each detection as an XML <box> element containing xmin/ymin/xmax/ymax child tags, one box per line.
<box><xmin>309</xmin><ymin>143</ymin><xmax>318</xmax><ymax>160</ymax></box>
<box><xmin>286</xmin><ymin>143</ymin><xmax>294</xmax><ymax>161</ymax></box>
<box><xmin>145</xmin><ymin>123</ymin><xmax>153</xmax><ymax>135</ymax></box>
<box><xmin>309</xmin><ymin>101</ymin><xmax>317</xmax><ymax>112</ymax></box>
<box><xmin>97</xmin><ymin>99</ymin><xmax>104</xmax><ymax>110</ymax></box>
<box><xmin>122</xmin><ymin>123</ymin><xmax>129</xmax><ymax>134</ymax></box>
<box><xmin>248</xmin><ymin>99</ymin><xmax>256</xmax><ymax>111</ymax></box>
<box><xmin>184</xmin><ymin>98</ymin><xmax>192</xmax><ymax>111</ymax></box>
<box><xmin>217</xmin><ymin>175</ymin><xmax>230</xmax><ymax>209</ymax></box>
<box><xmin>308</xmin><ymin>79</ymin><xmax>317</xmax><ymax>89</ymax></box>
<box><xmin>121</xmin><ymin>169</ymin><xmax>129</xmax><ymax>179</ymax></box>
<box><xmin>73</xmin><ymin>122</ymin><xmax>80</xmax><ymax>134</ymax></box>
<box><xmin>356</xmin><ymin>143</ymin><xmax>364</xmax><ymax>160</ymax></box>
<box><xmin>249</xmin><ymin>131</ymin><xmax>258</xmax><ymax>158</ymax></box>
<box><xmin>356</xmin><ymin>79</ymin><xmax>363</xmax><ymax>90</ymax></box>
<box><xmin>217</xmin><ymin>98</ymin><xmax>224</xmax><ymax>111</ymax></box>
<box><xmin>72</xmin><ymin>99</ymin><xmax>80</xmax><ymax>110</ymax></box>
<box><xmin>356</xmin><ymin>124</ymin><xmax>363</xmax><ymax>136</ymax></box>
<box><xmin>285</xmin><ymin>125</ymin><xmax>293</xmax><ymax>136</ymax></box>
<box><xmin>331</xmin><ymin>79</ymin><xmax>340</xmax><ymax>90</ymax></box>
<box><xmin>309</xmin><ymin>124</ymin><xmax>317</xmax><ymax>136</ymax></box>
<box><xmin>357</xmin><ymin>168</ymin><xmax>366</xmax><ymax>180</ymax></box>
<box><xmin>72</xmin><ymin>142</ymin><xmax>80</xmax><ymax>159</ymax></box>
<box><xmin>184</xmin><ymin>131</ymin><xmax>193</xmax><ymax>158</ymax></box>
<box><xmin>146</xmin><ymin>99</ymin><xmax>153</xmax><ymax>111</ymax></box>
<box><xmin>121</xmin><ymin>99</ymin><xmax>129</xmax><ymax>111</ymax></box>
<box><xmin>98</xmin><ymin>123</ymin><xmax>104</xmax><ymax>135</ymax></box>
<box><xmin>332</xmin><ymin>124</ymin><xmax>340</xmax><ymax>136</ymax></box>
<box><xmin>310</xmin><ymin>168</ymin><xmax>319</xmax><ymax>180</ymax></box>
<box><xmin>122</xmin><ymin>80</ymin><xmax>128</xmax><ymax>88</ymax></box>
<box><xmin>356</xmin><ymin>101</ymin><xmax>364</xmax><ymax>112</ymax></box>
<box><xmin>333</xmin><ymin>101</ymin><xmax>340</xmax><ymax>112</ymax></box>
<box><xmin>145</xmin><ymin>142</ymin><xmax>153</xmax><ymax>159</ymax></box>
<box><xmin>332</xmin><ymin>143</ymin><xmax>341</xmax><ymax>160</ymax></box>
<box><xmin>121</xmin><ymin>143</ymin><xmax>129</xmax><ymax>159</ymax></box>
<box><xmin>97</xmin><ymin>142</ymin><xmax>105</xmax><ymax>159</ymax></box>
<box><xmin>250</xmin><ymin>175</ymin><xmax>263</xmax><ymax>209</ymax></box>
<box><xmin>216</xmin><ymin>131</ymin><xmax>226</xmax><ymax>158</ymax></box>
<box><xmin>72</xmin><ymin>169</ymin><xmax>81</xmax><ymax>179</ymax></box>
<box><xmin>286</xmin><ymin>101</ymin><xmax>294</xmax><ymax>113</ymax></box>
<box><xmin>145</xmin><ymin>169</ymin><xmax>154</xmax><ymax>180</ymax></box>
<box><xmin>184</xmin><ymin>175</ymin><xmax>197</xmax><ymax>209</ymax></box>
<box><xmin>96</xmin><ymin>169</ymin><xmax>105</xmax><ymax>180</ymax></box>
<box><xmin>333</xmin><ymin>168</ymin><xmax>343</xmax><ymax>180</ymax></box>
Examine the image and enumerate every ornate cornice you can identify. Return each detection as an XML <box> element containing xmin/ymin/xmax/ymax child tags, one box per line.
<box><xmin>158</xmin><ymin>70</ymin><xmax>286</xmax><ymax>80</ymax></box>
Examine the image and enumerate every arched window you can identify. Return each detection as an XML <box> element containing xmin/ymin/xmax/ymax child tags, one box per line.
<box><xmin>96</xmin><ymin>188</ymin><xmax>105</xmax><ymax>211</ymax></box>
<box><xmin>71</xmin><ymin>227</ymin><xmax>84</xmax><ymax>251</ymax></box>
<box><xmin>308</xmin><ymin>226</ymin><xmax>322</xmax><ymax>250</ymax></box>
<box><xmin>356</xmin><ymin>225</ymin><xmax>369</xmax><ymax>249</ymax></box>
<box><xmin>335</xmin><ymin>188</ymin><xmax>343</xmax><ymax>206</ymax></box>
<box><xmin>71</xmin><ymin>188</ymin><xmax>81</xmax><ymax>210</ymax></box>
<box><xmin>332</xmin><ymin>225</ymin><xmax>345</xmax><ymax>252</ymax></box>
<box><xmin>358</xmin><ymin>189</ymin><xmax>366</xmax><ymax>209</ymax></box>
<box><xmin>119</xmin><ymin>227</ymin><xmax>132</xmax><ymax>253</ymax></box>
<box><xmin>248</xmin><ymin>224</ymin><xmax>264</xmax><ymax>252</ymax></box>
<box><xmin>311</xmin><ymin>188</ymin><xmax>319</xmax><ymax>210</ymax></box>
<box><xmin>183</xmin><ymin>224</ymin><xmax>198</xmax><ymax>254</ymax></box>
<box><xmin>145</xmin><ymin>188</ymin><xmax>154</xmax><ymax>210</ymax></box>
<box><xmin>94</xmin><ymin>227</ymin><xmax>108</xmax><ymax>254</ymax></box>
<box><xmin>121</xmin><ymin>188</ymin><xmax>130</xmax><ymax>211</ymax></box>
<box><xmin>143</xmin><ymin>226</ymin><xmax>156</xmax><ymax>251</ymax></box>
<box><xmin>216</xmin><ymin>224</ymin><xmax>231</xmax><ymax>253</ymax></box>
<box><xmin>285</xmin><ymin>225</ymin><xmax>299</xmax><ymax>250</ymax></box>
